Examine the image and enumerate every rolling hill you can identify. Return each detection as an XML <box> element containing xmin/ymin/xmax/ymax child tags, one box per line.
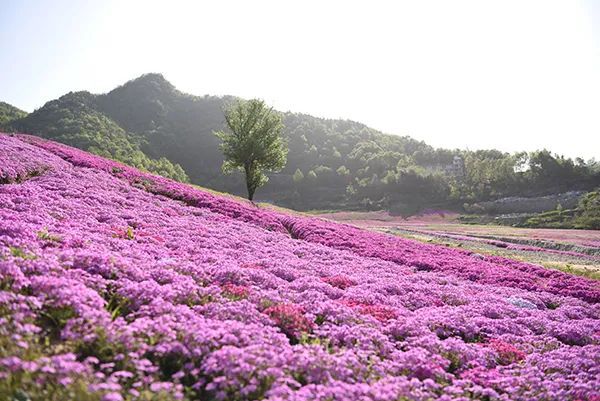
<box><xmin>7</xmin><ymin>74</ymin><xmax>433</xmax><ymax>209</ymax></box>
<box><xmin>1</xmin><ymin>132</ymin><xmax>599</xmax><ymax>400</ymax></box>
<box><xmin>4</xmin><ymin>74</ymin><xmax>599</xmax><ymax>212</ymax></box>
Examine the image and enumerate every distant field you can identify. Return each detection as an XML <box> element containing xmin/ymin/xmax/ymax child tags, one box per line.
<box><xmin>318</xmin><ymin>210</ymin><xmax>600</xmax><ymax>280</ymax></box>
<box><xmin>316</xmin><ymin>210</ymin><xmax>600</xmax><ymax>246</ymax></box>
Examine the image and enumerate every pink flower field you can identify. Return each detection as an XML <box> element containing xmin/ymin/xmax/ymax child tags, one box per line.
<box><xmin>1</xmin><ymin>133</ymin><xmax>599</xmax><ymax>401</ymax></box>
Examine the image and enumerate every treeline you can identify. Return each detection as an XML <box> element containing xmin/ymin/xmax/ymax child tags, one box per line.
<box><xmin>4</xmin><ymin>73</ymin><xmax>599</xmax><ymax>213</ymax></box>
<box><xmin>281</xmin><ymin>127</ymin><xmax>599</xmax><ymax>213</ymax></box>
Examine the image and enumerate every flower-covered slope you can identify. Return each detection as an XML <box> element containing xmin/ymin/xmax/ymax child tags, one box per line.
<box><xmin>16</xmin><ymin>134</ymin><xmax>600</xmax><ymax>303</ymax></box>
<box><xmin>1</xmin><ymin>133</ymin><xmax>599</xmax><ymax>401</ymax></box>
<box><xmin>280</xmin><ymin>216</ymin><xmax>600</xmax><ymax>303</ymax></box>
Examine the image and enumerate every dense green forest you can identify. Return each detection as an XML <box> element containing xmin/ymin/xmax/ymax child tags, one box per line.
<box><xmin>0</xmin><ymin>101</ymin><xmax>27</xmax><ymax>128</ymax></box>
<box><xmin>4</xmin><ymin>73</ymin><xmax>600</xmax><ymax>212</ymax></box>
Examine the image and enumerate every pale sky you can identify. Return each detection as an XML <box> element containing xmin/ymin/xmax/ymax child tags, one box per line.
<box><xmin>1</xmin><ymin>0</ymin><xmax>599</xmax><ymax>159</ymax></box>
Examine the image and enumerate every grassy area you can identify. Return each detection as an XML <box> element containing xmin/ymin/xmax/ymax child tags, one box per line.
<box><xmin>189</xmin><ymin>183</ymin><xmax>308</xmax><ymax>216</ymax></box>
<box><xmin>190</xmin><ymin>183</ymin><xmax>250</xmax><ymax>202</ymax></box>
<box><xmin>303</xmin><ymin>209</ymin><xmax>346</xmax><ymax>215</ymax></box>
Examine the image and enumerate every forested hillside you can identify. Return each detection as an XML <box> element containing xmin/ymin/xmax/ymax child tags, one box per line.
<box><xmin>6</xmin><ymin>73</ymin><xmax>600</xmax><ymax>212</ymax></box>
<box><xmin>9</xmin><ymin>90</ymin><xmax>188</xmax><ymax>182</ymax></box>
<box><xmin>0</xmin><ymin>101</ymin><xmax>27</xmax><ymax>128</ymax></box>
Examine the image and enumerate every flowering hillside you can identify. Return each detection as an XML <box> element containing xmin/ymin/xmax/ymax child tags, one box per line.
<box><xmin>1</xmin><ymin>133</ymin><xmax>599</xmax><ymax>401</ymax></box>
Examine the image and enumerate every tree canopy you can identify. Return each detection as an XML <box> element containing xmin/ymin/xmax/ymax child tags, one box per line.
<box><xmin>214</xmin><ymin>99</ymin><xmax>287</xmax><ymax>200</ymax></box>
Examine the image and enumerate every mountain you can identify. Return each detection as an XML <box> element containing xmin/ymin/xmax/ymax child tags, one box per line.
<box><xmin>1</xmin><ymin>133</ymin><xmax>599</xmax><ymax>400</ymax></box>
<box><xmin>5</xmin><ymin>73</ymin><xmax>600</xmax><ymax>212</ymax></box>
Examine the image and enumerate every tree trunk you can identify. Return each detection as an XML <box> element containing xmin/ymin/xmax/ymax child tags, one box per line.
<box><xmin>245</xmin><ymin>166</ymin><xmax>255</xmax><ymax>201</ymax></box>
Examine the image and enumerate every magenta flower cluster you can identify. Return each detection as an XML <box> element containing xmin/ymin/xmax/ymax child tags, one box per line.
<box><xmin>1</xmin><ymin>133</ymin><xmax>599</xmax><ymax>400</ymax></box>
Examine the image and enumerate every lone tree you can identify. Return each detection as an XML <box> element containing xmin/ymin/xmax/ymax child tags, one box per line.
<box><xmin>214</xmin><ymin>99</ymin><xmax>288</xmax><ymax>201</ymax></box>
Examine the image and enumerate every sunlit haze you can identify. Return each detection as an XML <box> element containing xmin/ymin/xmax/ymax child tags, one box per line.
<box><xmin>1</xmin><ymin>0</ymin><xmax>599</xmax><ymax>158</ymax></box>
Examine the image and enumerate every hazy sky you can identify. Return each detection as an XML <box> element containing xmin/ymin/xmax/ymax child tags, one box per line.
<box><xmin>1</xmin><ymin>0</ymin><xmax>599</xmax><ymax>159</ymax></box>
